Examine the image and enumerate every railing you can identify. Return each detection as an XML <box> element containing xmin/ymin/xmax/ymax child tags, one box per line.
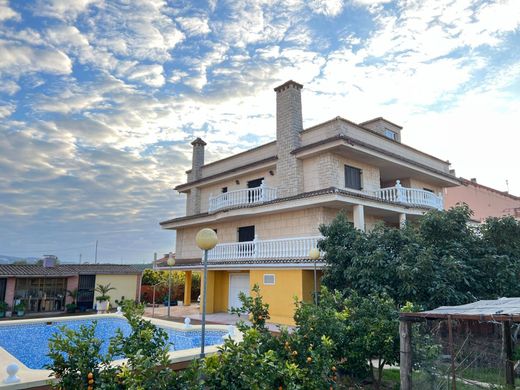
<box><xmin>208</xmin><ymin>181</ymin><xmax>277</xmax><ymax>213</ymax></box>
<box><xmin>371</xmin><ymin>180</ymin><xmax>443</xmax><ymax>210</ymax></box>
<box><xmin>208</xmin><ymin>236</ymin><xmax>322</xmax><ymax>262</ymax></box>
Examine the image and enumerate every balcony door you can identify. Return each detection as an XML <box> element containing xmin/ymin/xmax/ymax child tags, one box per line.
<box><xmin>238</xmin><ymin>226</ymin><xmax>255</xmax><ymax>257</ymax></box>
<box><xmin>247</xmin><ymin>178</ymin><xmax>264</xmax><ymax>203</ymax></box>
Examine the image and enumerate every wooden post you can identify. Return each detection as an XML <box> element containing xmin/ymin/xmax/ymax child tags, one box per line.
<box><xmin>503</xmin><ymin>319</ymin><xmax>515</xmax><ymax>388</ymax></box>
<box><xmin>400</xmin><ymin>319</ymin><xmax>412</xmax><ymax>390</ymax></box>
<box><xmin>448</xmin><ymin>316</ymin><xmax>456</xmax><ymax>390</ymax></box>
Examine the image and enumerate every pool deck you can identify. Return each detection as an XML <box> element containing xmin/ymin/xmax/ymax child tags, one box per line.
<box><xmin>144</xmin><ymin>304</ymin><xmax>292</xmax><ymax>333</ymax></box>
<box><xmin>0</xmin><ymin>313</ymin><xmax>239</xmax><ymax>389</ymax></box>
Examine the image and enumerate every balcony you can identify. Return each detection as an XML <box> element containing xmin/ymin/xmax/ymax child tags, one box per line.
<box><xmin>207</xmin><ymin>236</ymin><xmax>321</xmax><ymax>262</ymax></box>
<box><xmin>370</xmin><ymin>180</ymin><xmax>443</xmax><ymax>210</ymax></box>
<box><xmin>208</xmin><ymin>182</ymin><xmax>277</xmax><ymax>213</ymax></box>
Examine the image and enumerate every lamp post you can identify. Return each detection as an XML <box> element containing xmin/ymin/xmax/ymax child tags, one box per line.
<box><xmin>167</xmin><ymin>252</ymin><xmax>175</xmax><ymax>318</ymax></box>
<box><xmin>309</xmin><ymin>247</ymin><xmax>320</xmax><ymax>305</ymax></box>
<box><xmin>196</xmin><ymin>228</ymin><xmax>218</xmax><ymax>359</ymax></box>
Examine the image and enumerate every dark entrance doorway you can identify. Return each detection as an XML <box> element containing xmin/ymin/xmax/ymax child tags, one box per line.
<box><xmin>77</xmin><ymin>275</ymin><xmax>96</xmax><ymax>311</ymax></box>
<box><xmin>0</xmin><ymin>279</ymin><xmax>6</xmax><ymax>302</ymax></box>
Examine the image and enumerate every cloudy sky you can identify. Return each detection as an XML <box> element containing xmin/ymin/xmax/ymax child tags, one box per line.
<box><xmin>0</xmin><ymin>0</ymin><xmax>519</xmax><ymax>263</ymax></box>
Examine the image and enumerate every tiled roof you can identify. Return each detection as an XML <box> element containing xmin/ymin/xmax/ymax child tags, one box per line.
<box><xmin>0</xmin><ymin>264</ymin><xmax>143</xmax><ymax>277</ymax></box>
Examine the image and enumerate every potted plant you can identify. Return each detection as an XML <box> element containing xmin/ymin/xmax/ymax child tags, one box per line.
<box><xmin>95</xmin><ymin>283</ymin><xmax>116</xmax><ymax>313</ymax></box>
<box><xmin>0</xmin><ymin>301</ymin><xmax>8</xmax><ymax>318</ymax></box>
<box><xmin>66</xmin><ymin>288</ymin><xmax>78</xmax><ymax>313</ymax></box>
<box><xmin>14</xmin><ymin>302</ymin><xmax>25</xmax><ymax>317</ymax></box>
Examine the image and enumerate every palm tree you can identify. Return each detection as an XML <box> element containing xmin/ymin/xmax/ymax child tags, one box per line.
<box><xmin>67</xmin><ymin>288</ymin><xmax>78</xmax><ymax>305</ymax></box>
<box><xmin>94</xmin><ymin>283</ymin><xmax>116</xmax><ymax>302</ymax></box>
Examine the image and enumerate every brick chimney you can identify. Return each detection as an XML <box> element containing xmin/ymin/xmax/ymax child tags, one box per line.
<box><xmin>274</xmin><ymin>80</ymin><xmax>304</xmax><ymax>197</ymax></box>
<box><xmin>187</xmin><ymin>137</ymin><xmax>206</xmax><ymax>215</ymax></box>
<box><xmin>191</xmin><ymin>137</ymin><xmax>206</xmax><ymax>180</ymax></box>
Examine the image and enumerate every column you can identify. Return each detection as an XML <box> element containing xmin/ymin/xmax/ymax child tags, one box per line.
<box><xmin>5</xmin><ymin>278</ymin><xmax>16</xmax><ymax>309</ymax></box>
<box><xmin>183</xmin><ymin>271</ymin><xmax>192</xmax><ymax>306</ymax></box>
<box><xmin>399</xmin><ymin>213</ymin><xmax>407</xmax><ymax>229</ymax></box>
<box><xmin>353</xmin><ymin>205</ymin><xmax>365</xmax><ymax>232</ymax></box>
<box><xmin>200</xmin><ymin>271</ymin><xmax>215</xmax><ymax>314</ymax></box>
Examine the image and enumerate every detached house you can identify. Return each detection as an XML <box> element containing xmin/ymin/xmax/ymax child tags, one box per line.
<box><xmin>159</xmin><ymin>80</ymin><xmax>459</xmax><ymax>325</ymax></box>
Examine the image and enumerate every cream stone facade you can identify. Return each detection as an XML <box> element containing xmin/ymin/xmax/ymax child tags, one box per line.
<box><xmin>159</xmin><ymin>80</ymin><xmax>460</xmax><ymax>325</ymax></box>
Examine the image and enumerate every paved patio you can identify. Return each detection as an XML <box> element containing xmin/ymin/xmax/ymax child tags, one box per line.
<box><xmin>143</xmin><ymin>304</ymin><xmax>290</xmax><ymax>332</ymax></box>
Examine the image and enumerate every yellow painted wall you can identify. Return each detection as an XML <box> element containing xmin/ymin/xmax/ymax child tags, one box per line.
<box><xmin>250</xmin><ymin>269</ymin><xmax>305</xmax><ymax>325</ymax></box>
<box><xmin>200</xmin><ymin>269</ymin><xmax>324</xmax><ymax>325</ymax></box>
<box><xmin>200</xmin><ymin>270</ymin><xmax>244</xmax><ymax>313</ymax></box>
<box><xmin>94</xmin><ymin>274</ymin><xmax>139</xmax><ymax>306</ymax></box>
<box><xmin>301</xmin><ymin>270</ymin><xmax>322</xmax><ymax>303</ymax></box>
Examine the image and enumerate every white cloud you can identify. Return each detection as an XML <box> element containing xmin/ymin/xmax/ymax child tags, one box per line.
<box><xmin>0</xmin><ymin>0</ymin><xmax>20</xmax><ymax>21</ymax></box>
<box><xmin>2</xmin><ymin>79</ymin><xmax>20</xmax><ymax>95</ymax></box>
<box><xmin>35</xmin><ymin>0</ymin><xmax>101</xmax><ymax>21</ymax></box>
<box><xmin>0</xmin><ymin>101</ymin><xmax>15</xmax><ymax>118</ymax></box>
<box><xmin>177</xmin><ymin>16</ymin><xmax>211</xmax><ymax>36</ymax></box>
<box><xmin>0</xmin><ymin>40</ymin><xmax>72</xmax><ymax>76</ymax></box>
<box><xmin>125</xmin><ymin>64</ymin><xmax>165</xmax><ymax>87</ymax></box>
<box><xmin>309</xmin><ymin>0</ymin><xmax>345</xmax><ymax>16</ymax></box>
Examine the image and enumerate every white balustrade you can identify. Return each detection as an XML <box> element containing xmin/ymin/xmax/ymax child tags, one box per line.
<box><xmin>208</xmin><ymin>236</ymin><xmax>322</xmax><ymax>262</ymax></box>
<box><xmin>208</xmin><ymin>181</ymin><xmax>277</xmax><ymax>213</ymax></box>
<box><xmin>371</xmin><ymin>180</ymin><xmax>443</xmax><ymax>210</ymax></box>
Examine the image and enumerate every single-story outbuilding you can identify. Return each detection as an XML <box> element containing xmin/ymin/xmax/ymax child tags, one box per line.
<box><xmin>0</xmin><ymin>264</ymin><xmax>142</xmax><ymax>313</ymax></box>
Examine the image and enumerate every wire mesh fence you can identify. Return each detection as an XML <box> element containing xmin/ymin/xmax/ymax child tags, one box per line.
<box><xmin>410</xmin><ymin>318</ymin><xmax>519</xmax><ymax>389</ymax></box>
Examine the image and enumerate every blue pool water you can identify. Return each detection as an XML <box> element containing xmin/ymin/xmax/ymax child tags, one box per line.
<box><xmin>0</xmin><ymin>318</ymin><xmax>226</xmax><ymax>369</ymax></box>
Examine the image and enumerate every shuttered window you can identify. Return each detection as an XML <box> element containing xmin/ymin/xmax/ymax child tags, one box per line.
<box><xmin>345</xmin><ymin>165</ymin><xmax>362</xmax><ymax>190</ymax></box>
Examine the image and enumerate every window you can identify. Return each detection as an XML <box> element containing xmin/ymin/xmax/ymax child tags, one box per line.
<box><xmin>238</xmin><ymin>226</ymin><xmax>255</xmax><ymax>242</ymax></box>
<box><xmin>221</xmin><ymin>187</ymin><xmax>228</xmax><ymax>193</ymax></box>
<box><xmin>345</xmin><ymin>165</ymin><xmax>362</xmax><ymax>190</ymax></box>
<box><xmin>384</xmin><ymin>128</ymin><xmax>397</xmax><ymax>140</ymax></box>
<box><xmin>263</xmin><ymin>274</ymin><xmax>275</xmax><ymax>285</ymax></box>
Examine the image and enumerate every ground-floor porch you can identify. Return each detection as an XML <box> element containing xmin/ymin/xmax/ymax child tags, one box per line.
<box><xmin>175</xmin><ymin>267</ymin><xmax>322</xmax><ymax>326</ymax></box>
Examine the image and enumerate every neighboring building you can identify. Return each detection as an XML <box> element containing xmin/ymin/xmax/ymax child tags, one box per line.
<box><xmin>445</xmin><ymin>178</ymin><xmax>520</xmax><ymax>222</ymax></box>
<box><xmin>159</xmin><ymin>80</ymin><xmax>460</xmax><ymax>324</ymax></box>
<box><xmin>0</xmin><ymin>264</ymin><xmax>142</xmax><ymax>313</ymax></box>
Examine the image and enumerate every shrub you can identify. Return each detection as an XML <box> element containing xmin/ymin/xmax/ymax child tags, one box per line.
<box><xmin>190</xmin><ymin>284</ymin><xmax>338</xmax><ymax>389</ymax></box>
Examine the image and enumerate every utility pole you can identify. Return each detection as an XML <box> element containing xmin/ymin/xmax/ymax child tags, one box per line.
<box><xmin>79</xmin><ymin>253</ymin><xmax>82</xmax><ymax>264</ymax></box>
<box><xmin>95</xmin><ymin>240</ymin><xmax>98</xmax><ymax>264</ymax></box>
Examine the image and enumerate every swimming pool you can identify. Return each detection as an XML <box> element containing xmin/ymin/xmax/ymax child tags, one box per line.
<box><xmin>0</xmin><ymin>317</ymin><xmax>227</xmax><ymax>370</ymax></box>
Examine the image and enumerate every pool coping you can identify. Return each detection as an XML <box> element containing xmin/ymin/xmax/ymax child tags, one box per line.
<box><xmin>0</xmin><ymin>313</ymin><xmax>240</xmax><ymax>389</ymax></box>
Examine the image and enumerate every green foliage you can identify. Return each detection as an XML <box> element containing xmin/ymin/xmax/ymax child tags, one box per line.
<box><xmin>95</xmin><ymin>283</ymin><xmax>116</xmax><ymax>302</ymax></box>
<box><xmin>320</xmin><ymin>205</ymin><xmax>520</xmax><ymax>309</ymax></box>
<box><xmin>47</xmin><ymin>301</ymin><xmax>185</xmax><ymax>390</ymax></box>
<box><xmin>0</xmin><ymin>301</ymin><xmax>8</xmax><ymax>311</ymax></box>
<box><xmin>14</xmin><ymin>302</ymin><xmax>25</xmax><ymax>311</ymax></box>
<box><xmin>46</xmin><ymin>321</ymin><xmax>111</xmax><ymax>389</ymax></box>
<box><xmin>229</xmin><ymin>284</ymin><xmax>270</xmax><ymax>331</ymax></box>
<box><xmin>294</xmin><ymin>288</ymin><xmax>399</xmax><ymax>388</ymax></box>
<box><xmin>192</xmin><ymin>285</ymin><xmax>337</xmax><ymax>389</ymax></box>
